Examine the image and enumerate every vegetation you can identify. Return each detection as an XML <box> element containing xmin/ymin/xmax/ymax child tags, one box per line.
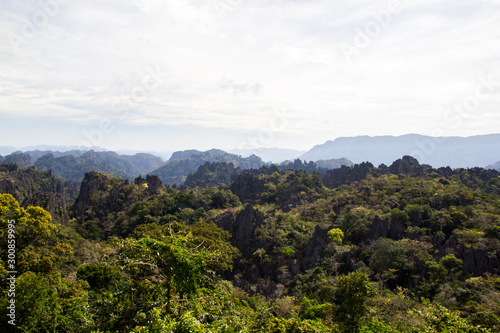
<box><xmin>151</xmin><ymin>149</ymin><xmax>264</xmax><ymax>185</ymax></box>
<box><xmin>34</xmin><ymin>150</ymin><xmax>164</xmax><ymax>182</ymax></box>
<box><xmin>1</xmin><ymin>155</ymin><xmax>500</xmax><ymax>332</ymax></box>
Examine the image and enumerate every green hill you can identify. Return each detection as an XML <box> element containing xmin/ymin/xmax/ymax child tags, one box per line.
<box><xmin>150</xmin><ymin>149</ymin><xmax>264</xmax><ymax>185</ymax></box>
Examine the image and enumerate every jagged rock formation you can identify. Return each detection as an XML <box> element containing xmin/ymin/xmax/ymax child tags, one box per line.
<box><xmin>322</xmin><ymin>162</ymin><xmax>374</xmax><ymax>189</ymax></box>
<box><xmin>71</xmin><ymin>171</ymin><xmax>166</xmax><ymax>238</ymax></box>
<box><xmin>184</xmin><ymin>162</ymin><xmax>240</xmax><ymax>188</ymax></box>
<box><xmin>229</xmin><ymin>173</ymin><xmax>266</xmax><ymax>202</ymax></box>
<box><xmin>0</xmin><ymin>162</ymin><xmax>75</xmax><ymax>221</ymax></box>
<box><xmin>212</xmin><ymin>205</ymin><xmax>264</xmax><ymax>251</ymax></box>
<box><xmin>388</xmin><ymin>155</ymin><xmax>428</xmax><ymax>176</ymax></box>
<box><xmin>151</xmin><ymin>149</ymin><xmax>264</xmax><ymax>185</ymax></box>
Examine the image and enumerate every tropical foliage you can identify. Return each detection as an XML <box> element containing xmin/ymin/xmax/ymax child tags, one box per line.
<box><xmin>1</xmin><ymin>155</ymin><xmax>499</xmax><ymax>332</ymax></box>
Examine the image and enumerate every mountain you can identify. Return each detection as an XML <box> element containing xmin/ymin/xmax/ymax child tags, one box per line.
<box><xmin>300</xmin><ymin>134</ymin><xmax>500</xmax><ymax>168</ymax></box>
<box><xmin>0</xmin><ymin>153</ymin><xmax>33</xmax><ymax>168</ymax></box>
<box><xmin>34</xmin><ymin>151</ymin><xmax>136</xmax><ymax>181</ymax></box>
<box><xmin>0</xmin><ymin>162</ymin><xmax>78</xmax><ymax>221</ymax></box>
<box><xmin>3</xmin><ymin>156</ymin><xmax>500</xmax><ymax>331</ymax></box>
<box><xmin>228</xmin><ymin>148</ymin><xmax>304</xmax><ymax>163</ymax></box>
<box><xmin>486</xmin><ymin>161</ymin><xmax>500</xmax><ymax>171</ymax></box>
<box><xmin>311</xmin><ymin>158</ymin><xmax>353</xmax><ymax>169</ymax></box>
<box><xmin>150</xmin><ymin>149</ymin><xmax>265</xmax><ymax>185</ymax></box>
<box><xmin>115</xmin><ymin>149</ymin><xmax>171</xmax><ymax>161</ymax></box>
<box><xmin>184</xmin><ymin>162</ymin><xmax>241</xmax><ymax>188</ymax></box>
<box><xmin>1</xmin><ymin>149</ymin><xmax>165</xmax><ymax>182</ymax></box>
<box><xmin>184</xmin><ymin>158</ymin><xmax>353</xmax><ymax>189</ymax></box>
<box><xmin>24</xmin><ymin>149</ymin><xmax>88</xmax><ymax>161</ymax></box>
<box><xmin>113</xmin><ymin>152</ymin><xmax>164</xmax><ymax>175</ymax></box>
<box><xmin>0</xmin><ymin>146</ymin><xmax>17</xmax><ymax>155</ymax></box>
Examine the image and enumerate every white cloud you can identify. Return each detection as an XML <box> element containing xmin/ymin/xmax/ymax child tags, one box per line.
<box><xmin>1</xmin><ymin>0</ymin><xmax>499</xmax><ymax>150</ymax></box>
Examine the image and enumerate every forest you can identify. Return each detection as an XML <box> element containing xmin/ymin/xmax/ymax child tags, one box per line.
<box><xmin>1</xmin><ymin>155</ymin><xmax>499</xmax><ymax>332</ymax></box>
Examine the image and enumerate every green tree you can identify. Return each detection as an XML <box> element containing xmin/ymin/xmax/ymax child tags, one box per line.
<box><xmin>334</xmin><ymin>271</ymin><xmax>374</xmax><ymax>332</ymax></box>
<box><xmin>115</xmin><ymin>222</ymin><xmax>238</xmax><ymax>314</ymax></box>
<box><xmin>328</xmin><ymin>228</ymin><xmax>344</xmax><ymax>245</ymax></box>
<box><xmin>0</xmin><ymin>193</ymin><xmax>56</xmax><ymax>255</ymax></box>
<box><xmin>0</xmin><ymin>271</ymin><xmax>92</xmax><ymax>332</ymax></box>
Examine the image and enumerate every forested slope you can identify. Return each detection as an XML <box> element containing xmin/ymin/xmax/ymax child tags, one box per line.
<box><xmin>1</xmin><ymin>156</ymin><xmax>499</xmax><ymax>332</ymax></box>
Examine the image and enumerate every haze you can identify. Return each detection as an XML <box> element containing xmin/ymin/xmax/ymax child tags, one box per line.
<box><xmin>1</xmin><ymin>0</ymin><xmax>500</xmax><ymax>152</ymax></box>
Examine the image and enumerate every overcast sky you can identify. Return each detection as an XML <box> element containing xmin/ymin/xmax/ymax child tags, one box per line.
<box><xmin>1</xmin><ymin>0</ymin><xmax>500</xmax><ymax>152</ymax></box>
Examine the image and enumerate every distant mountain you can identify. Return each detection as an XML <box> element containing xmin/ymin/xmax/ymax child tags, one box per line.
<box><xmin>115</xmin><ymin>149</ymin><xmax>171</xmax><ymax>161</ymax></box>
<box><xmin>313</xmin><ymin>158</ymin><xmax>353</xmax><ymax>169</ymax></box>
<box><xmin>0</xmin><ymin>162</ymin><xmax>78</xmax><ymax>222</ymax></box>
<box><xmin>0</xmin><ymin>146</ymin><xmax>17</xmax><ymax>155</ymax></box>
<box><xmin>184</xmin><ymin>162</ymin><xmax>241</xmax><ymax>188</ymax></box>
<box><xmin>228</xmin><ymin>148</ymin><xmax>304</xmax><ymax>163</ymax></box>
<box><xmin>34</xmin><ymin>151</ymin><xmax>135</xmax><ymax>181</ymax></box>
<box><xmin>31</xmin><ymin>150</ymin><xmax>164</xmax><ymax>181</ymax></box>
<box><xmin>277</xmin><ymin>158</ymin><xmax>353</xmax><ymax>173</ymax></box>
<box><xmin>150</xmin><ymin>149</ymin><xmax>265</xmax><ymax>185</ymax></box>
<box><xmin>486</xmin><ymin>161</ymin><xmax>500</xmax><ymax>171</ymax></box>
<box><xmin>300</xmin><ymin>134</ymin><xmax>500</xmax><ymax>168</ymax></box>
<box><xmin>0</xmin><ymin>153</ymin><xmax>33</xmax><ymax>168</ymax></box>
<box><xmin>118</xmin><ymin>153</ymin><xmax>164</xmax><ymax>175</ymax></box>
<box><xmin>184</xmin><ymin>157</ymin><xmax>353</xmax><ymax>189</ymax></box>
<box><xmin>24</xmin><ymin>150</ymin><xmax>88</xmax><ymax>161</ymax></box>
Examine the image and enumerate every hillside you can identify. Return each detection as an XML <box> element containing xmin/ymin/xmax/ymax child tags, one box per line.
<box><xmin>300</xmin><ymin>134</ymin><xmax>500</xmax><ymax>168</ymax></box>
<box><xmin>184</xmin><ymin>158</ymin><xmax>354</xmax><ymax>189</ymax></box>
<box><xmin>24</xmin><ymin>149</ymin><xmax>88</xmax><ymax>161</ymax></box>
<box><xmin>228</xmin><ymin>148</ymin><xmax>304</xmax><ymax>163</ymax></box>
<box><xmin>1</xmin><ymin>156</ymin><xmax>500</xmax><ymax>332</ymax></box>
<box><xmin>0</xmin><ymin>162</ymin><xmax>78</xmax><ymax>221</ymax></box>
<box><xmin>0</xmin><ymin>152</ymin><xmax>33</xmax><ymax>168</ymax></box>
<box><xmin>23</xmin><ymin>150</ymin><xmax>164</xmax><ymax>181</ymax></box>
<box><xmin>151</xmin><ymin>149</ymin><xmax>265</xmax><ymax>185</ymax></box>
<box><xmin>34</xmin><ymin>150</ymin><xmax>138</xmax><ymax>181</ymax></box>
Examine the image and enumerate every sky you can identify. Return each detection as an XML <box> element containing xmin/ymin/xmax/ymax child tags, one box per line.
<box><xmin>1</xmin><ymin>0</ymin><xmax>500</xmax><ymax>152</ymax></box>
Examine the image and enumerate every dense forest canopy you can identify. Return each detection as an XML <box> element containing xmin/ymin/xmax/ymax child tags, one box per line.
<box><xmin>1</xmin><ymin>155</ymin><xmax>499</xmax><ymax>332</ymax></box>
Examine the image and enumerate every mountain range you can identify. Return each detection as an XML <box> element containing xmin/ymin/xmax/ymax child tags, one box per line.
<box><xmin>300</xmin><ymin>134</ymin><xmax>500</xmax><ymax>168</ymax></box>
<box><xmin>150</xmin><ymin>149</ymin><xmax>265</xmax><ymax>185</ymax></box>
<box><xmin>2</xmin><ymin>134</ymin><xmax>499</xmax><ymax>183</ymax></box>
<box><xmin>0</xmin><ymin>150</ymin><xmax>165</xmax><ymax>182</ymax></box>
<box><xmin>487</xmin><ymin>161</ymin><xmax>500</xmax><ymax>171</ymax></box>
<box><xmin>228</xmin><ymin>148</ymin><xmax>304</xmax><ymax>162</ymax></box>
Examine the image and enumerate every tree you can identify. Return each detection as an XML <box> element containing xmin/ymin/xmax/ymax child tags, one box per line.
<box><xmin>115</xmin><ymin>222</ymin><xmax>238</xmax><ymax>314</ymax></box>
<box><xmin>334</xmin><ymin>271</ymin><xmax>374</xmax><ymax>332</ymax></box>
<box><xmin>0</xmin><ymin>193</ymin><xmax>56</xmax><ymax>255</ymax></box>
<box><xmin>0</xmin><ymin>270</ymin><xmax>92</xmax><ymax>332</ymax></box>
<box><xmin>117</xmin><ymin>236</ymin><xmax>204</xmax><ymax>312</ymax></box>
<box><xmin>328</xmin><ymin>228</ymin><xmax>344</xmax><ymax>245</ymax></box>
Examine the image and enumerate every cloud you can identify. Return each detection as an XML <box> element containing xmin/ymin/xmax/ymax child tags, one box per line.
<box><xmin>1</xmin><ymin>0</ymin><xmax>499</xmax><ymax>150</ymax></box>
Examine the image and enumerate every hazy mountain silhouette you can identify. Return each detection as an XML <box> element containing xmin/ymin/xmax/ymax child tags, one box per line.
<box><xmin>300</xmin><ymin>134</ymin><xmax>500</xmax><ymax>168</ymax></box>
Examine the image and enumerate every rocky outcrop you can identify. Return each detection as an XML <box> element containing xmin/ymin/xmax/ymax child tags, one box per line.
<box><xmin>134</xmin><ymin>174</ymin><xmax>163</xmax><ymax>195</ymax></box>
<box><xmin>71</xmin><ymin>171</ymin><xmax>111</xmax><ymax>217</ymax></box>
<box><xmin>0</xmin><ymin>162</ymin><xmax>71</xmax><ymax>221</ymax></box>
<box><xmin>212</xmin><ymin>204</ymin><xmax>264</xmax><ymax>250</ymax></box>
<box><xmin>368</xmin><ymin>215</ymin><xmax>389</xmax><ymax>240</ymax></box>
<box><xmin>184</xmin><ymin>162</ymin><xmax>240</xmax><ymax>188</ymax></box>
<box><xmin>458</xmin><ymin>244</ymin><xmax>499</xmax><ymax>276</ymax></box>
<box><xmin>389</xmin><ymin>216</ymin><xmax>406</xmax><ymax>240</ymax></box>
<box><xmin>229</xmin><ymin>173</ymin><xmax>266</xmax><ymax>202</ymax></box>
<box><xmin>145</xmin><ymin>175</ymin><xmax>162</xmax><ymax>194</ymax></box>
<box><xmin>389</xmin><ymin>155</ymin><xmax>426</xmax><ymax>176</ymax></box>
<box><xmin>321</xmin><ymin>162</ymin><xmax>374</xmax><ymax>189</ymax></box>
<box><xmin>301</xmin><ymin>225</ymin><xmax>330</xmax><ymax>271</ymax></box>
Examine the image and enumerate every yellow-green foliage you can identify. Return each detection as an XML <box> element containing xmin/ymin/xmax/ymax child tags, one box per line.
<box><xmin>328</xmin><ymin>228</ymin><xmax>344</xmax><ymax>245</ymax></box>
